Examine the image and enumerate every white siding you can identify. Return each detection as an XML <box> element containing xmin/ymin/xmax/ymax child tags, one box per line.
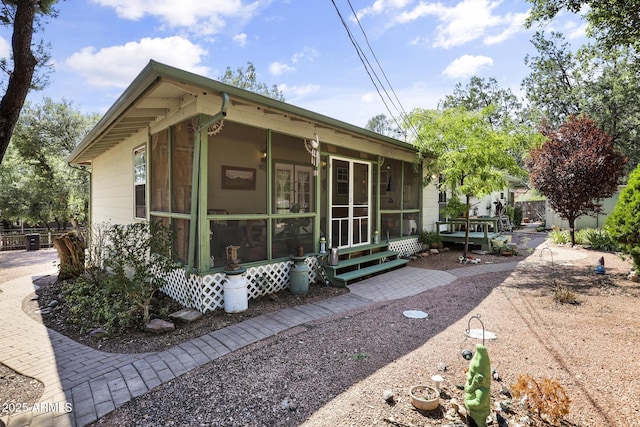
<box><xmin>545</xmin><ymin>189</ymin><xmax>622</xmax><ymax>230</ymax></box>
<box><xmin>92</xmin><ymin>132</ymin><xmax>147</xmax><ymax>225</ymax></box>
<box><xmin>421</xmin><ymin>182</ymin><xmax>440</xmax><ymax>231</ymax></box>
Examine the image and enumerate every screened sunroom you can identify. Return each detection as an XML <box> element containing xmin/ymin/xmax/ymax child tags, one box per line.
<box><xmin>69</xmin><ymin>61</ymin><xmax>428</xmax><ymax>312</ymax></box>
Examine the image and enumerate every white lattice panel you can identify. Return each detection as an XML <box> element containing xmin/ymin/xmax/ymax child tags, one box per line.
<box><xmin>161</xmin><ymin>269</ymin><xmax>205</xmax><ymax>310</ymax></box>
<box><xmin>390</xmin><ymin>238</ymin><xmax>421</xmax><ymax>256</ymax></box>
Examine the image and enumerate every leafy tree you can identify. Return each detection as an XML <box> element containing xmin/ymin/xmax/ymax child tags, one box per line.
<box><xmin>0</xmin><ymin>99</ymin><xmax>98</xmax><ymax>229</ymax></box>
<box><xmin>525</xmin><ymin>0</ymin><xmax>640</xmax><ymax>50</ymax></box>
<box><xmin>219</xmin><ymin>62</ymin><xmax>285</xmax><ymax>101</ymax></box>
<box><xmin>408</xmin><ymin>107</ymin><xmax>532</xmax><ymax>256</ymax></box>
<box><xmin>522</xmin><ymin>31</ymin><xmax>581</xmax><ymax>130</ymax></box>
<box><xmin>526</xmin><ymin>115</ymin><xmax>626</xmax><ymax>246</ymax></box>
<box><xmin>441</xmin><ymin>76</ymin><xmax>523</xmax><ymax>129</ymax></box>
<box><xmin>606</xmin><ymin>164</ymin><xmax>640</xmax><ymax>269</ymax></box>
<box><xmin>522</xmin><ymin>31</ymin><xmax>640</xmax><ymax>172</ymax></box>
<box><xmin>577</xmin><ymin>44</ymin><xmax>640</xmax><ymax>174</ymax></box>
<box><xmin>0</xmin><ymin>0</ymin><xmax>58</xmax><ymax>165</ymax></box>
<box><xmin>365</xmin><ymin>113</ymin><xmax>402</xmax><ymax>138</ymax></box>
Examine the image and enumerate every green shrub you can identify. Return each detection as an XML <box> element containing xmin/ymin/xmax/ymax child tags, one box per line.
<box><xmin>104</xmin><ymin>221</ymin><xmax>179</xmax><ymax>325</ymax></box>
<box><xmin>62</xmin><ymin>275</ymin><xmax>139</xmax><ymax>334</ymax></box>
<box><xmin>581</xmin><ymin>228</ymin><xmax>619</xmax><ymax>252</ymax></box>
<box><xmin>513</xmin><ymin>205</ymin><xmax>523</xmax><ymax>227</ymax></box>
<box><xmin>549</xmin><ymin>229</ymin><xmax>570</xmax><ymax>244</ymax></box>
<box><xmin>574</xmin><ymin>228</ymin><xmax>588</xmax><ymax>245</ymax></box>
<box><xmin>607</xmin><ymin>165</ymin><xmax>640</xmax><ymax>269</ymax></box>
<box><xmin>61</xmin><ymin>220</ymin><xmax>180</xmax><ymax>334</ymax></box>
<box><xmin>418</xmin><ymin>229</ymin><xmax>441</xmax><ymax>247</ymax></box>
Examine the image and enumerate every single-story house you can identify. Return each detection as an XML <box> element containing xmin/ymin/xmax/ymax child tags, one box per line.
<box><xmin>69</xmin><ymin>60</ymin><xmax>436</xmax><ymax>312</ymax></box>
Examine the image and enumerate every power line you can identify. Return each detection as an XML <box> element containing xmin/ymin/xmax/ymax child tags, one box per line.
<box><xmin>330</xmin><ymin>0</ymin><xmax>423</xmax><ymax>143</ymax></box>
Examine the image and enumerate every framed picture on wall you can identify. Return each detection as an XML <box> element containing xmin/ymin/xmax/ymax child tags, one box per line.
<box><xmin>221</xmin><ymin>166</ymin><xmax>256</xmax><ymax>190</ymax></box>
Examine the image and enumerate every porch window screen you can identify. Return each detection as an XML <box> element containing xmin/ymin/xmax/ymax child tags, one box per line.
<box><xmin>150</xmin><ymin>130</ymin><xmax>169</xmax><ymax>212</ymax></box>
<box><xmin>171</xmin><ymin>119</ymin><xmax>194</xmax><ymax>214</ymax></box>
<box><xmin>380</xmin><ymin>158</ymin><xmax>421</xmax><ymax>239</ymax></box>
<box><xmin>133</xmin><ymin>146</ymin><xmax>146</xmax><ymax>219</ymax></box>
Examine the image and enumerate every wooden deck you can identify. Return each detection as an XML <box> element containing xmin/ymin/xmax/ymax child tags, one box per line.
<box><xmin>436</xmin><ymin>218</ymin><xmax>501</xmax><ymax>250</ymax></box>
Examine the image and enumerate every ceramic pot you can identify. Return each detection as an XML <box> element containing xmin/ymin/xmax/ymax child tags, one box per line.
<box><xmin>409</xmin><ymin>385</ymin><xmax>439</xmax><ymax>411</ymax></box>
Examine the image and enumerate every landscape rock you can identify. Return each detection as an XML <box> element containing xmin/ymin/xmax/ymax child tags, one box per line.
<box><xmin>144</xmin><ymin>318</ymin><xmax>175</xmax><ymax>334</ymax></box>
<box><xmin>430</xmin><ymin>248</ymin><xmax>440</xmax><ymax>254</ymax></box>
<box><xmin>169</xmin><ymin>308</ymin><xmax>203</xmax><ymax>323</ymax></box>
<box><xmin>47</xmin><ymin>300</ymin><xmax>59</xmax><ymax>308</ymax></box>
<box><xmin>89</xmin><ymin>327</ymin><xmax>108</xmax><ymax>338</ymax></box>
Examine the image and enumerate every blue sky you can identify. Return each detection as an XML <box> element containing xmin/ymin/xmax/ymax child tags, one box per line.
<box><xmin>5</xmin><ymin>0</ymin><xmax>587</xmax><ymax>128</ymax></box>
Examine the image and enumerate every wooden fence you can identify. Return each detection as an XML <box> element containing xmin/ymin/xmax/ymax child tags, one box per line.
<box><xmin>515</xmin><ymin>200</ymin><xmax>546</xmax><ymax>223</ymax></box>
<box><xmin>0</xmin><ymin>230</ymin><xmax>68</xmax><ymax>251</ymax></box>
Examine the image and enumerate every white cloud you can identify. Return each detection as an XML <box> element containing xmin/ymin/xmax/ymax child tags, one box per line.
<box><xmin>563</xmin><ymin>20</ymin><xmax>588</xmax><ymax>40</ymax></box>
<box><xmin>354</xmin><ymin>0</ymin><xmax>413</xmax><ymax>20</ymax></box>
<box><xmin>484</xmin><ymin>11</ymin><xmax>529</xmax><ymax>45</ymax></box>
<box><xmin>269</xmin><ymin>61</ymin><xmax>295</xmax><ymax>76</ymax></box>
<box><xmin>90</xmin><ymin>0</ymin><xmax>265</xmax><ymax>36</ymax></box>
<box><xmin>233</xmin><ymin>33</ymin><xmax>248</xmax><ymax>47</ymax></box>
<box><xmin>0</xmin><ymin>37</ymin><xmax>10</xmax><ymax>58</ymax></box>
<box><xmin>442</xmin><ymin>55</ymin><xmax>493</xmax><ymax>79</ymax></box>
<box><xmin>269</xmin><ymin>47</ymin><xmax>318</xmax><ymax>77</ymax></box>
<box><xmin>396</xmin><ymin>0</ymin><xmax>526</xmax><ymax>49</ymax></box>
<box><xmin>292</xmin><ymin>47</ymin><xmax>319</xmax><ymax>64</ymax></box>
<box><xmin>409</xmin><ymin>35</ymin><xmax>430</xmax><ymax>46</ymax></box>
<box><xmin>278</xmin><ymin>83</ymin><xmax>320</xmax><ymax>99</ymax></box>
<box><xmin>66</xmin><ymin>36</ymin><xmax>209</xmax><ymax>88</ymax></box>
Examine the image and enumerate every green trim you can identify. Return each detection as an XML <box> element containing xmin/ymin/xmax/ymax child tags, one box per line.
<box><xmin>197</xmin><ymin>116</ymin><xmax>209</xmax><ymax>272</ymax></box>
<box><xmin>187</xmin><ymin>120</ymin><xmax>201</xmax><ymax>273</ymax></box>
<box><xmin>69</xmin><ymin>60</ymin><xmax>416</xmax><ymax>165</ymax></box>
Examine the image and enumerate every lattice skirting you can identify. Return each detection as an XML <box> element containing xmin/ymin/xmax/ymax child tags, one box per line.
<box><xmin>161</xmin><ymin>239</ymin><xmax>418</xmax><ymax>313</ymax></box>
<box><xmin>390</xmin><ymin>237</ymin><xmax>421</xmax><ymax>256</ymax></box>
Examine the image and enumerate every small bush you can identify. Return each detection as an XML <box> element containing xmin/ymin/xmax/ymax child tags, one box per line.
<box><xmin>581</xmin><ymin>228</ymin><xmax>619</xmax><ymax>252</ymax></box>
<box><xmin>62</xmin><ymin>275</ymin><xmax>139</xmax><ymax>334</ymax></box>
<box><xmin>418</xmin><ymin>230</ymin><xmax>441</xmax><ymax>247</ymax></box>
<box><xmin>511</xmin><ymin>374</ymin><xmax>571</xmax><ymax>425</ymax></box>
<box><xmin>61</xmin><ymin>220</ymin><xmax>180</xmax><ymax>334</ymax></box>
<box><xmin>549</xmin><ymin>229</ymin><xmax>570</xmax><ymax>244</ymax></box>
<box><xmin>553</xmin><ymin>282</ymin><xmax>579</xmax><ymax>305</ymax></box>
<box><xmin>513</xmin><ymin>205</ymin><xmax>523</xmax><ymax>227</ymax></box>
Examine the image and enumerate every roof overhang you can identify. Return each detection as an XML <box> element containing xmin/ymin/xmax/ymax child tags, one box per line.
<box><xmin>68</xmin><ymin>60</ymin><xmax>416</xmax><ymax>165</ymax></box>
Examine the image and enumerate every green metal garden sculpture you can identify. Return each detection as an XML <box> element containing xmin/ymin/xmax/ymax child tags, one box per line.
<box><xmin>464</xmin><ymin>343</ymin><xmax>491</xmax><ymax>427</ymax></box>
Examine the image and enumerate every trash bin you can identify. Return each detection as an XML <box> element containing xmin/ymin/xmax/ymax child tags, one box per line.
<box><xmin>25</xmin><ymin>234</ymin><xmax>40</xmax><ymax>251</ymax></box>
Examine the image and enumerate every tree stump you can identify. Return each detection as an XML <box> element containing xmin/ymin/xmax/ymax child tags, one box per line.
<box><xmin>53</xmin><ymin>232</ymin><xmax>86</xmax><ymax>281</ymax></box>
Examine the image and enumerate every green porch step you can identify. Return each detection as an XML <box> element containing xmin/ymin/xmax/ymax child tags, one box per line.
<box><xmin>332</xmin><ymin>258</ymin><xmax>408</xmax><ymax>284</ymax></box>
<box><xmin>324</xmin><ymin>250</ymin><xmax>398</xmax><ymax>271</ymax></box>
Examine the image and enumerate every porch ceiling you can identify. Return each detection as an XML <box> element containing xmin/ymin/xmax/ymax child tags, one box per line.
<box><xmin>70</xmin><ymin>80</ymin><xmax>193</xmax><ymax>165</ymax></box>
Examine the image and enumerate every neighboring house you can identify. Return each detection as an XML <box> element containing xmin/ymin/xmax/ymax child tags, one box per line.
<box><xmin>69</xmin><ymin>61</ymin><xmax>434</xmax><ymax>312</ymax></box>
<box><xmin>544</xmin><ymin>185</ymin><xmax>625</xmax><ymax>230</ymax></box>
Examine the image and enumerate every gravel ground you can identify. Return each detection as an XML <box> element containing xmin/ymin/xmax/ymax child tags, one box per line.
<box><xmin>4</xmin><ymin>238</ymin><xmax>640</xmax><ymax>426</ymax></box>
<box><xmin>94</xmin><ymin>235</ymin><xmax>639</xmax><ymax>427</ymax></box>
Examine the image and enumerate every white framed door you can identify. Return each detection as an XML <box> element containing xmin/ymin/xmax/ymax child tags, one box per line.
<box><xmin>329</xmin><ymin>157</ymin><xmax>371</xmax><ymax>248</ymax></box>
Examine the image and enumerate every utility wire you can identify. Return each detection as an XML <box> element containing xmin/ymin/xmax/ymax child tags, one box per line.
<box><xmin>345</xmin><ymin>0</ymin><xmax>421</xmax><ymax>141</ymax></box>
<box><xmin>330</xmin><ymin>0</ymin><xmax>399</xmax><ymax>136</ymax></box>
<box><xmin>330</xmin><ymin>0</ymin><xmax>423</xmax><ymax>144</ymax></box>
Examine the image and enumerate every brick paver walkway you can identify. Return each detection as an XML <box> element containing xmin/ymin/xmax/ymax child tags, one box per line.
<box><xmin>2</xmin><ymin>236</ymin><xmax>582</xmax><ymax>426</ymax></box>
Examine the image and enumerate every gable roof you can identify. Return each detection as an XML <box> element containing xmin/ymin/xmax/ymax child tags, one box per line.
<box><xmin>69</xmin><ymin>60</ymin><xmax>415</xmax><ymax>165</ymax></box>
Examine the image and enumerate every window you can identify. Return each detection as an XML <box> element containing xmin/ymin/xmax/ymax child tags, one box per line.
<box><xmin>134</xmin><ymin>146</ymin><xmax>146</xmax><ymax>219</ymax></box>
